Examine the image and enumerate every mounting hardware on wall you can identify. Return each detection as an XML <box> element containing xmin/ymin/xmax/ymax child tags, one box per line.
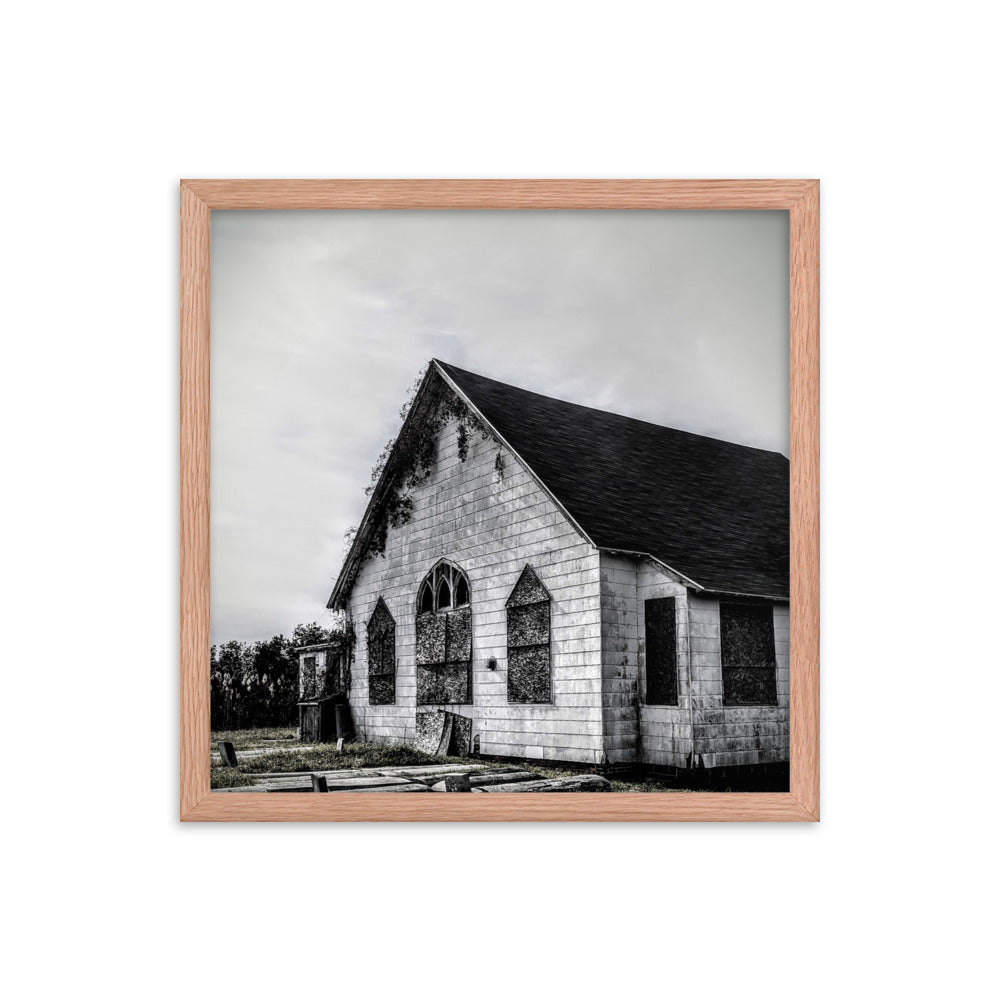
<box><xmin>487</xmin><ymin>657</ymin><xmax>498</xmax><ymax>670</ymax></box>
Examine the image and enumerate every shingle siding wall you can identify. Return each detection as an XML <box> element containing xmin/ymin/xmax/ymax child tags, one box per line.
<box><xmin>687</xmin><ymin>594</ymin><xmax>790</xmax><ymax>767</ymax></box>
<box><xmin>600</xmin><ymin>560</ymin><xmax>789</xmax><ymax>770</ymax></box>
<box><xmin>598</xmin><ymin>553</ymin><xmax>640</xmax><ymax>764</ymax></box>
<box><xmin>345</xmin><ymin>418</ymin><xmax>604</xmax><ymax>764</ymax></box>
<box><xmin>636</xmin><ymin>562</ymin><xmax>692</xmax><ymax>768</ymax></box>
<box><xmin>598</xmin><ymin>555</ymin><xmax>693</xmax><ymax>766</ymax></box>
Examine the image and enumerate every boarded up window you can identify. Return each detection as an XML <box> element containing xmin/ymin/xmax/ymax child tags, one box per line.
<box><xmin>301</xmin><ymin>655</ymin><xmax>317</xmax><ymax>699</ymax></box>
<box><xmin>367</xmin><ymin>598</ymin><xmax>396</xmax><ymax>705</ymax></box>
<box><xmin>415</xmin><ymin>563</ymin><xmax>473</xmax><ymax>705</ymax></box>
<box><xmin>720</xmin><ymin>602</ymin><xmax>777</xmax><ymax>706</ymax></box>
<box><xmin>506</xmin><ymin>565</ymin><xmax>551</xmax><ymax>704</ymax></box>
<box><xmin>644</xmin><ymin>597</ymin><xmax>678</xmax><ymax>705</ymax></box>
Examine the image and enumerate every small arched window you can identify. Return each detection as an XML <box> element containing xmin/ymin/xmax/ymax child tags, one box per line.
<box><xmin>367</xmin><ymin>597</ymin><xmax>396</xmax><ymax>705</ymax></box>
<box><xmin>415</xmin><ymin>561</ymin><xmax>470</xmax><ymax>613</ymax></box>
<box><xmin>415</xmin><ymin>561</ymin><xmax>472</xmax><ymax>705</ymax></box>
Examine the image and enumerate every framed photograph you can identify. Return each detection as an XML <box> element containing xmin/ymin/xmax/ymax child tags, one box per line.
<box><xmin>181</xmin><ymin>180</ymin><xmax>819</xmax><ymax>822</ymax></box>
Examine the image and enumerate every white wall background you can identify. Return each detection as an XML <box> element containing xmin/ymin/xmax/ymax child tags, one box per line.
<box><xmin>3</xmin><ymin>2</ymin><xmax>996</xmax><ymax>999</ymax></box>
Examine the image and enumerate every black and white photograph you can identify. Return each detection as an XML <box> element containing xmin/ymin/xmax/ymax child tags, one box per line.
<box><xmin>209</xmin><ymin>209</ymin><xmax>791</xmax><ymax>795</ymax></box>
<box><xmin>10</xmin><ymin>1</ymin><xmax>1000</xmax><ymax>998</ymax></box>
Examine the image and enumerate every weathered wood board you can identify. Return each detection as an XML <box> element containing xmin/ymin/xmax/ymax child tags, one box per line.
<box><xmin>477</xmin><ymin>775</ymin><xmax>612</xmax><ymax>793</ymax></box>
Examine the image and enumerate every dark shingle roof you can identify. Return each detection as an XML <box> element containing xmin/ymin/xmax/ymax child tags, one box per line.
<box><xmin>436</xmin><ymin>361</ymin><xmax>789</xmax><ymax>600</ymax></box>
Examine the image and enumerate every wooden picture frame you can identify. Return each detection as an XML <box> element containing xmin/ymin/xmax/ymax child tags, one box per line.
<box><xmin>181</xmin><ymin>179</ymin><xmax>819</xmax><ymax>822</ymax></box>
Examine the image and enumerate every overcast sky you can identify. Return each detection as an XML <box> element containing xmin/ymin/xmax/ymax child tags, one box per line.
<box><xmin>210</xmin><ymin>209</ymin><xmax>789</xmax><ymax>644</ymax></box>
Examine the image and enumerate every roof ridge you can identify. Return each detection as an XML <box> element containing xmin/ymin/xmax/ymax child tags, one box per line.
<box><xmin>433</xmin><ymin>359</ymin><xmax>788</xmax><ymax>460</ymax></box>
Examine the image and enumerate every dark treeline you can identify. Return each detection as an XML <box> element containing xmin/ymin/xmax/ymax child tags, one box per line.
<box><xmin>210</xmin><ymin>622</ymin><xmax>330</xmax><ymax>730</ymax></box>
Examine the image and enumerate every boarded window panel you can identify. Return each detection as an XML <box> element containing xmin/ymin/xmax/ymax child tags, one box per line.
<box><xmin>368</xmin><ymin>630</ymin><xmax>395</xmax><ymax>705</ymax></box>
<box><xmin>445</xmin><ymin>606</ymin><xmax>473</xmax><ymax>661</ymax></box>
<box><xmin>722</xmin><ymin>667</ymin><xmax>776</xmax><ymax>706</ymax></box>
<box><xmin>368</xmin><ymin>674</ymin><xmax>396</xmax><ymax>705</ymax></box>
<box><xmin>505</xmin><ymin>565</ymin><xmax>552</xmax><ymax>704</ymax></box>
<box><xmin>416</xmin><ymin>662</ymin><xmax>471</xmax><ymax>705</ymax></box>
<box><xmin>507</xmin><ymin>565</ymin><xmax>548</xmax><ymax>607</ymax></box>
<box><xmin>367</xmin><ymin>599</ymin><xmax>397</xmax><ymax>705</ymax></box>
<box><xmin>416</xmin><ymin>612</ymin><xmax>446</xmax><ymax>664</ymax></box>
<box><xmin>507</xmin><ymin>602</ymin><xmax>549</xmax><ymax>647</ymax></box>
<box><xmin>645</xmin><ymin>597</ymin><xmax>678</xmax><ymax>706</ymax></box>
<box><xmin>417</xmin><ymin>609</ymin><xmax>471</xmax><ymax>705</ymax></box>
<box><xmin>508</xmin><ymin>646</ymin><xmax>551</xmax><ymax>704</ymax></box>
<box><xmin>416</xmin><ymin>665</ymin><xmax>445</xmax><ymax>705</ymax></box>
<box><xmin>720</xmin><ymin>603</ymin><xmax>777</xmax><ymax>706</ymax></box>
<box><xmin>442</xmin><ymin>662</ymin><xmax>471</xmax><ymax>703</ymax></box>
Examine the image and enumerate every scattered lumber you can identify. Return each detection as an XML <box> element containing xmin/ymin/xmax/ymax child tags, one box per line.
<box><xmin>477</xmin><ymin>775</ymin><xmax>613</xmax><ymax>793</ymax></box>
<box><xmin>250</xmin><ymin>769</ymin><xmax>371</xmax><ymax>780</ymax></box>
<box><xmin>378</xmin><ymin>764</ymin><xmax>482</xmax><ymax>778</ymax></box>
<box><xmin>429</xmin><ymin>769</ymin><xmax>538</xmax><ymax>791</ymax></box>
<box><xmin>250</xmin><ymin>774</ymin><xmax>430</xmax><ymax>793</ymax></box>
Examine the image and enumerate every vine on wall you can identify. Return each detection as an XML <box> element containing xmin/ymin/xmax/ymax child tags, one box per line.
<box><xmin>340</xmin><ymin>367</ymin><xmax>494</xmax><ymax>597</ymax></box>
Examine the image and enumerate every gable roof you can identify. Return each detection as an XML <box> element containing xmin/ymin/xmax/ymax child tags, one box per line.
<box><xmin>330</xmin><ymin>360</ymin><xmax>789</xmax><ymax>607</ymax></box>
<box><xmin>435</xmin><ymin>361</ymin><xmax>789</xmax><ymax>600</ymax></box>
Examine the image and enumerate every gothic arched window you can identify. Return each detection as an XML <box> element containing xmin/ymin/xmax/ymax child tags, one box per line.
<box><xmin>367</xmin><ymin>597</ymin><xmax>396</xmax><ymax>705</ymax></box>
<box><xmin>415</xmin><ymin>561</ymin><xmax>472</xmax><ymax>704</ymax></box>
<box><xmin>506</xmin><ymin>565</ymin><xmax>551</xmax><ymax>704</ymax></box>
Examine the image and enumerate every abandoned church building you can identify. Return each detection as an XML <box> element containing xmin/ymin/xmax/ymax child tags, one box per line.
<box><xmin>302</xmin><ymin>360</ymin><xmax>790</xmax><ymax>779</ymax></box>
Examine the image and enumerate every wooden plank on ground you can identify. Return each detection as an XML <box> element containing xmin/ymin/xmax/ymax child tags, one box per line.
<box><xmin>322</xmin><ymin>775</ymin><xmax>423</xmax><ymax>790</ymax></box>
<box><xmin>376</xmin><ymin>764</ymin><xmax>484</xmax><ymax>777</ymax></box>
<box><xmin>346</xmin><ymin>783</ymin><xmax>432</xmax><ymax>793</ymax></box>
<box><xmin>429</xmin><ymin>770</ymin><xmax>539</xmax><ymax>791</ymax></box>
<box><xmin>255</xmin><ymin>774</ymin><xmax>425</xmax><ymax>792</ymax></box>
<box><xmin>468</xmin><ymin>770</ymin><xmax>540</xmax><ymax>787</ymax></box>
<box><xmin>476</xmin><ymin>776</ymin><xmax>613</xmax><ymax>793</ymax></box>
<box><xmin>249</xmin><ymin>769</ymin><xmax>371</xmax><ymax>780</ymax></box>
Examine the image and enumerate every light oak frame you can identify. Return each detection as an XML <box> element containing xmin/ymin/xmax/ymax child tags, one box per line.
<box><xmin>181</xmin><ymin>179</ymin><xmax>819</xmax><ymax>822</ymax></box>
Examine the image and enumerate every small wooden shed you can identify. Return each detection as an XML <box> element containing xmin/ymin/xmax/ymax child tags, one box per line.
<box><xmin>295</xmin><ymin>638</ymin><xmax>354</xmax><ymax>742</ymax></box>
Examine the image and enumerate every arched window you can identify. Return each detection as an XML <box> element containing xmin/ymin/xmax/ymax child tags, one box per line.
<box><xmin>367</xmin><ymin>597</ymin><xmax>396</xmax><ymax>705</ymax></box>
<box><xmin>415</xmin><ymin>561</ymin><xmax>472</xmax><ymax>704</ymax></box>
<box><xmin>506</xmin><ymin>565</ymin><xmax>551</xmax><ymax>703</ymax></box>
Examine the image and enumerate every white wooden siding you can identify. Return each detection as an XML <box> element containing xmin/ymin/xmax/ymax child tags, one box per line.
<box><xmin>636</xmin><ymin>560</ymin><xmax>693</xmax><ymax>768</ymax></box>
<box><xmin>345</xmin><ymin>417</ymin><xmax>604</xmax><ymax>764</ymax></box>
<box><xmin>686</xmin><ymin>594</ymin><xmax>790</xmax><ymax>767</ymax></box>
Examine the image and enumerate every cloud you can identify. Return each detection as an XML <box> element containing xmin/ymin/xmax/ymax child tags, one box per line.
<box><xmin>210</xmin><ymin>209</ymin><xmax>789</xmax><ymax>643</ymax></box>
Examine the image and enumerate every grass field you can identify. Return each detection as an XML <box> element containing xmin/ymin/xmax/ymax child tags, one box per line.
<box><xmin>210</xmin><ymin>728</ymin><xmax>687</xmax><ymax>792</ymax></box>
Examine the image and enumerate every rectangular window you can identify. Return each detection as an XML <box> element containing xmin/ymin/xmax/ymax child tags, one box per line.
<box><xmin>301</xmin><ymin>656</ymin><xmax>317</xmax><ymax>699</ymax></box>
<box><xmin>720</xmin><ymin>602</ymin><xmax>777</xmax><ymax>706</ymax></box>
<box><xmin>416</xmin><ymin>606</ymin><xmax>472</xmax><ymax>704</ymax></box>
<box><xmin>644</xmin><ymin>597</ymin><xmax>678</xmax><ymax>705</ymax></box>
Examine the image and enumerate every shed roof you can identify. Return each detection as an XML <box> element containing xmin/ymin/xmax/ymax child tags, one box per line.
<box><xmin>435</xmin><ymin>361</ymin><xmax>789</xmax><ymax>600</ymax></box>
